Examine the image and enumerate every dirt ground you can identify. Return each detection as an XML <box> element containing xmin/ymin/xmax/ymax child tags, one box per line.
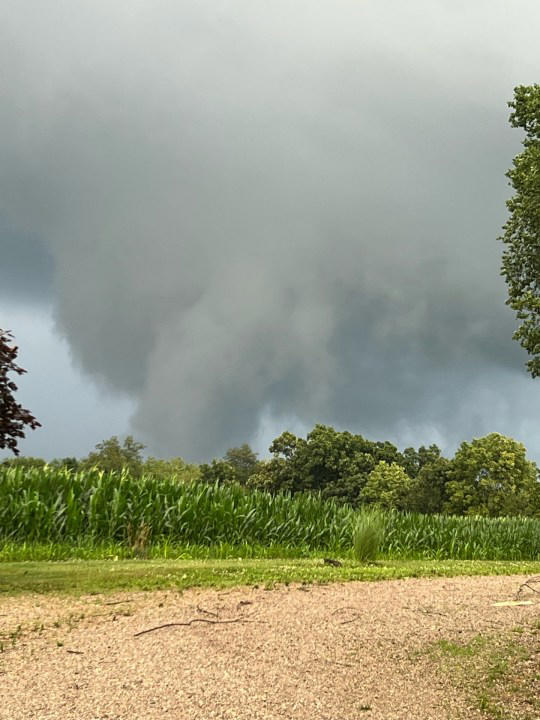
<box><xmin>0</xmin><ymin>575</ymin><xmax>538</xmax><ymax>720</ymax></box>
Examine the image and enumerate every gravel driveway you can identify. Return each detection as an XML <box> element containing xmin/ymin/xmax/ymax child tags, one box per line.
<box><xmin>0</xmin><ymin>575</ymin><xmax>538</xmax><ymax>719</ymax></box>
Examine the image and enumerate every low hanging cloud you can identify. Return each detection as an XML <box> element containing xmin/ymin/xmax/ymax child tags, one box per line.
<box><xmin>2</xmin><ymin>1</ymin><xmax>540</xmax><ymax>460</ymax></box>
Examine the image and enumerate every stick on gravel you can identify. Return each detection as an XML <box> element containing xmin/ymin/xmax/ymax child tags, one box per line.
<box><xmin>516</xmin><ymin>576</ymin><xmax>540</xmax><ymax>598</ymax></box>
<box><xmin>134</xmin><ymin>617</ymin><xmax>258</xmax><ymax>637</ymax></box>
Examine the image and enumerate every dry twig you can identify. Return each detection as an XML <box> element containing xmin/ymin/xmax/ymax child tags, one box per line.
<box><xmin>516</xmin><ymin>576</ymin><xmax>540</xmax><ymax>599</ymax></box>
<box><xmin>134</xmin><ymin>617</ymin><xmax>261</xmax><ymax>638</ymax></box>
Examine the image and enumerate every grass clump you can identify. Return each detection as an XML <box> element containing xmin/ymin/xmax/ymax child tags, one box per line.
<box><xmin>352</xmin><ymin>509</ymin><xmax>385</xmax><ymax>562</ymax></box>
<box><xmin>432</xmin><ymin>627</ymin><xmax>540</xmax><ymax>719</ymax></box>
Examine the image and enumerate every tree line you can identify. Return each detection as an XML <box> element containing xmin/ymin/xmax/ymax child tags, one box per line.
<box><xmin>2</xmin><ymin>425</ymin><xmax>539</xmax><ymax>518</ymax></box>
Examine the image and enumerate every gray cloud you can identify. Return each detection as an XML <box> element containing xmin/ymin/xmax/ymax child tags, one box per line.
<box><xmin>0</xmin><ymin>229</ymin><xmax>53</xmax><ymax>303</ymax></box>
<box><xmin>2</xmin><ymin>1</ymin><xmax>540</xmax><ymax>460</ymax></box>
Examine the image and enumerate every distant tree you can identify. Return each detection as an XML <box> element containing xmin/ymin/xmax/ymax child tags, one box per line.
<box><xmin>223</xmin><ymin>444</ymin><xmax>259</xmax><ymax>484</ymax></box>
<box><xmin>359</xmin><ymin>461</ymin><xmax>414</xmax><ymax>511</ymax></box>
<box><xmin>199</xmin><ymin>459</ymin><xmax>237</xmax><ymax>485</ymax></box>
<box><xmin>1</xmin><ymin>456</ymin><xmax>47</xmax><ymax>469</ymax></box>
<box><xmin>407</xmin><ymin>457</ymin><xmax>453</xmax><ymax>514</ymax></box>
<box><xmin>81</xmin><ymin>435</ymin><xmax>145</xmax><ymax>476</ymax></box>
<box><xmin>0</xmin><ymin>329</ymin><xmax>41</xmax><ymax>456</ymax></box>
<box><xmin>500</xmin><ymin>85</ymin><xmax>540</xmax><ymax>376</ymax></box>
<box><xmin>143</xmin><ymin>456</ymin><xmax>200</xmax><ymax>483</ymax></box>
<box><xmin>48</xmin><ymin>457</ymin><xmax>80</xmax><ymax>472</ymax></box>
<box><xmin>248</xmin><ymin>425</ymin><xmax>405</xmax><ymax>506</ymax></box>
<box><xmin>400</xmin><ymin>445</ymin><xmax>442</xmax><ymax>478</ymax></box>
<box><xmin>445</xmin><ymin>433</ymin><xmax>539</xmax><ymax>517</ymax></box>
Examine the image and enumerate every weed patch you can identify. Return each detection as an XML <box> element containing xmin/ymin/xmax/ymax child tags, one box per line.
<box><xmin>431</xmin><ymin>622</ymin><xmax>540</xmax><ymax>719</ymax></box>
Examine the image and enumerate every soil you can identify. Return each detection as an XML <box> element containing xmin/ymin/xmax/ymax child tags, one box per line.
<box><xmin>0</xmin><ymin>574</ymin><xmax>538</xmax><ymax>719</ymax></box>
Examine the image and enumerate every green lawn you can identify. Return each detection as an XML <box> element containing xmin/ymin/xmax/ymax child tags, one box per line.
<box><xmin>2</xmin><ymin>558</ymin><xmax>540</xmax><ymax>596</ymax></box>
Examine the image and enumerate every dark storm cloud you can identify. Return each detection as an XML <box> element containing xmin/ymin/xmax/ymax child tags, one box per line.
<box><xmin>2</xmin><ymin>1</ymin><xmax>540</xmax><ymax>460</ymax></box>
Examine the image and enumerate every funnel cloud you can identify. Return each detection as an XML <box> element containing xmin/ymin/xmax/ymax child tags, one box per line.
<box><xmin>2</xmin><ymin>2</ymin><xmax>540</xmax><ymax>460</ymax></box>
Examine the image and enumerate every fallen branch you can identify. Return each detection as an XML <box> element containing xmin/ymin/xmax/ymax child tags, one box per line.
<box><xmin>103</xmin><ymin>599</ymin><xmax>133</xmax><ymax>606</ymax></box>
<box><xmin>516</xmin><ymin>576</ymin><xmax>540</xmax><ymax>599</ymax></box>
<box><xmin>134</xmin><ymin>617</ymin><xmax>260</xmax><ymax>637</ymax></box>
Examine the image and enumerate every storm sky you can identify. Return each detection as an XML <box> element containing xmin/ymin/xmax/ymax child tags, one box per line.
<box><xmin>2</xmin><ymin>1</ymin><xmax>540</xmax><ymax>462</ymax></box>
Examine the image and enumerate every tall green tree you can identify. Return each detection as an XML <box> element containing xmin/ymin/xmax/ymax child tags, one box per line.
<box><xmin>400</xmin><ymin>444</ymin><xmax>442</xmax><ymax>478</ymax></box>
<box><xmin>445</xmin><ymin>433</ymin><xmax>538</xmax><ymax>517</ymax></box>
<box><xmin>143</xmin><ymin>456</ymin><xmax>200</xmax><ymax>483</ymax></box>
<box><xmin>199</xmin><ymin>459</ymin><xmax>237</xmax><ymax>485</ymax></box>
<box><xmin>223</xmin><ymin>444</ymin><xmax>259</xmax><ymax>484</ymax></box>
<box><xmin>407</xmin><ymin>457</ymin><xmax>452</xmax><ymax>514</ymax></box>
<box><xmin>501</xmin><ymin>84</ymin><xmax>540</xmax><ymax>376</ymax></box>
<box><xmin>81</xmin><ymin>435</ymin><xmax>146</xmax><ymax>476</ymax></box>
<box><xmin>359</xmin><ymin>460</ymin><xmax>414</xmax><ymax>510</ymax></box>
<box><xmin>49</xmin><ymin>457</ymin><xmax>80</xmax><ymax>471</ymax></box>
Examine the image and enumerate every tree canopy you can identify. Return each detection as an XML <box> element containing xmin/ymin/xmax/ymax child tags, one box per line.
<box><xmin>359</xmin><ymin>460</ymin><xmax>413</xmax><ymax>510</ymax></box>
<box><xmin>80</xmin><ymin>435</ymin><xmax>146</xmax><ymax>476</ymax></box>
<box><xmin>501</xmin><ymin>84</ymin><xmax>540</xmax><ymax>376</ymax></box>
<box><xmin>0</xmin><ymin>329</ymin><xmax>41</xmax><ymax>456</ymax></box>
<box><xmin>445</xmin><ymin>433</ymin><xmax>538</xmax><ymax>517</ymax></box>
<box><xmin>249</xmin><ymin>424</ymin><xmax>408</xmax><ymax>506</ymax></box>
<box><xmin>223</xmin><ymin>444</ymin><xmax>259</xmax><ymax>484</ymax></box>
<box><xmin>143</xmin><ymin>456</ymin><xmax>200</xmax><ymax>483</ymax></box>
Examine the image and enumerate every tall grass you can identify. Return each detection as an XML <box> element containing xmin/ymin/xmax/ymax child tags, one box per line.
<box><xmin>352</xmin><ymin>509</ymin><xmax>386</xmax><ymax>562</ymax></box>
<box><xmin>0</xmin><ymin>466</ymin><xmax>539</xmax><ymax>560</ymax></box>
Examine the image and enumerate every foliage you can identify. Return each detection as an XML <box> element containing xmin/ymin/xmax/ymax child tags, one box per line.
<box><xmin>200</xmin><ymin>459</ymin><xmax>237</xmax><ymax>485</ymax></box>
<box><xmin>500</xmin><ymin>84</ymin><xmax>540</xmax><ymax>376</ymax></box>
<box><xmin>48</xmin><ymin>457</ymin><xmax>81</xmax><ymax>471</ymax></box>
<box><xmin>352</xmin><ymin>508</ymin><xmax>385</xmax><ymax>561</ymax></box>
<box><xmin>80</xmin><ymin>435</ymin><xmax>145</xmax><ymax>477</ymax></box>
<box><xmin>1</xmin><ymin>456</ymin><xmax>47</xmax><ymax>470</ymax></box>
<box><xmin>360</xmin><ymin>461</ymin><xmax>414</xmax><ymax>510</ymax></box>
<box><xmin>0</xmin><ymin>465</ymin><xmax>354</xmax><ymax>549</ymax></box>
<box><xmin>223</xmin><ymin>444</ymin><xmax>260</xmax><ymax>484</ymax></box>
<box><xmin>143</xmin><ymin>456</ymin><xmax>200</xmax><ymax>483</ymax></box>
<box><xmin>1</xmin><ymin>466</ymin><xmax>540</xmax><ymax>560</ymax></box>
<box><xmin>407</xmin><ymin>457</ymin><xmax>453</xmax><ymax>514</ymax></box>
<box><xmin>0</xmin><ymin>329</ymin><xmax>41</xmax><ymax>455</ymax></box>
<box><xmin>400</xmin><ymin>444</ymin><xmax>442</xmax><ymax>478</ymax></box>
<box><xmin>445</xmin><ymin>433</ymin><xmax>539</xmax><ymax>517</ymax></box>
<box><xmin>199</xmin><ymin>445</ymin><xmax>260</xmax><ymax>486</ymax></box>
<box><xmin>249</xmin><ymin>424</ymin><xmax>405</xmax><ymax>505</ymax></box>
<box><xmin>244</xmin><ymin>425</ymin><xmax>540</xmax><ymax>516</ymax></box>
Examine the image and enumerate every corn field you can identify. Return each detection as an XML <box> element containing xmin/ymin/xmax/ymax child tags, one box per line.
<box><xmin>0</xmin><ymin>466</ymin><xmax>539</xmax><ymax>560</ymax></box>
